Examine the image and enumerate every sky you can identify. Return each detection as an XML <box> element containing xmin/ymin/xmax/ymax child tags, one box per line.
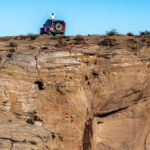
<box><xmin>0</xmin><ymin>0</ymin><xmax>150</xmax><ymax>36</ymax></box>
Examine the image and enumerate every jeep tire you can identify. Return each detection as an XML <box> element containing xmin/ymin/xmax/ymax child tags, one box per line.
<box><xmin>40</xmin><ymin>28</ymin><xmax>44</xmax><ymax>35</ymax></box>
<box><xmin>47</xmin><ymin>31</ymin><xmax>52</xmax><ymax>36</ymax></box>
<box><xmin>55</xmin><ymin>23</ymin><xmax>63</xmax><ymax>31</ymax></box>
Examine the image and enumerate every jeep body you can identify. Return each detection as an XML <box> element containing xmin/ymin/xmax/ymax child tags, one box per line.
<box><xmin>40</xmin><ymin>19</ymin><xmax>66</xmax><ymax>36</ymax></box>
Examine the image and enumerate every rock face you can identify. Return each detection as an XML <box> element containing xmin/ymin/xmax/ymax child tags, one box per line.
<box><xmin>0</xmin><ymin>34</ymin><xmax>150</xmax><ymax>150</ymax></box>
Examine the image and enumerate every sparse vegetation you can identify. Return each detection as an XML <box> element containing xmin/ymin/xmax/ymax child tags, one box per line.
<box><xmin>9</xmin><ymin>49</ymin><xmax>15</xmax><ymax>53</ymax></box>
<box><xmin>98</xmin><ymin>38</ymin><xmax>117</xmax><ymax>46</ymax></box>
<box><xmin>15</xmin><ymin>34</ymin><xmax>38</xmax><ymax>40</ymax></box>
<box><xmin>127</xmin><ymin>32</ymin><xmax>134</xmax><ymax>36</ymax></box>
<box><xmin>106</xmin><ymin>29</ymin><xmax>118</xmax><ymax>36</ymax></box>
<box><xmin>141</xmin><ymin>39</ymin><xmax>146</xmax><ymax>43</ymax></box>
<box><xmin>7</xmin><ymin>53</ymin><xmax>13</xmax><ymax>58</ymax></box>
<box><xmin>19</xmin><ymin>35</ymin><xmax>27</xmax><ymax>40</ymax></box>
<box><xmin>74</xmin><ymin>35</ymin><xmax>84</xmax><ymax>41</ymax></box>
<box><xmin>139</xmin><ymin>30</ymin><xmax>150</xmax><ymax>36</ymax></box>
<box><xmin>126</xmin><ymin>38</ymin><xmax>143</xmax><ymax>51</ymax></box>
<box><xmin>27</xmin><ymin>34</ymin><xmax>38</xmax><ymax>40</ymax></box>
<box><xmin>9</xmin><ymin>42</ymin><xmax>17</xmax><ymax>47</ymax></box>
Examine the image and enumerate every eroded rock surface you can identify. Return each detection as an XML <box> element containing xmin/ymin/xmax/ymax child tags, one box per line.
<box><xmin>0</xmin><ymin>34</ymin><xmax>150</xmax><ymax>150</ymax></box>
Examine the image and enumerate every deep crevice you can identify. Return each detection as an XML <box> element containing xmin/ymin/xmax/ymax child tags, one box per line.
<box><xmin>52</xmin><ymin>133</ymin><xmax>56</xmax><ymax>139</ymax></box>
<box><xmin>0</xmin><ymin>137</ymin><xmax>19</xmax><ymax>143</ymax></box>
<box><xmin>33</xmin><ymin>115</ymin><xmax>43</xmax><ymax>121</ymax></box>
<box><xmin>82</xmin><ymin>119</ymin><xmax>93</xmax><ymax>150</ymax></box>
<box><xmin>34</xmin><ymin>81</ymin><xmax>45</xmax><ymax>90</ymax></box>
<box><xmin>95</xmin><ymin>106</ymin><xmax>129</xmax><ymax>118</ymax></box>
<box><xmin>34</xmin><ymin>55</ymin><xmax>44</xmax><ymax>90</ymax></box>
<box><xmin>26</xmin><ymin>118</ymin><xmax>34</xmax><ymax>125</ymax></box>
<box><xmin>84</xmin><ymin>52</ymin><xmax>96</xmax><ymax>56</ymax></box>
<box><xmin>29</xmin><ymin>140</ymin><xmax>37</xmax><ymax>145</ymax></box>
<box><xmin>144</xmin><ymin>131</ymin><xmax>150</xmax><ymax>150</ymax></box>
<box><xmin>92</xmin><ymin>71</ymin><xmax>99</xmax><ymax>77</ymax></box>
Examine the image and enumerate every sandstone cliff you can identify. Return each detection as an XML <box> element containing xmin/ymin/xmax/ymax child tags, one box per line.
<box><xmin>0</xmin><ymin>34</ymin><xmax>150</xmax><ymax>150</ymax></box>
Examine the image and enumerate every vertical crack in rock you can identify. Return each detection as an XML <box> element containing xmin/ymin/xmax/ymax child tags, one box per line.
<box><xmin>35</xmin><ymin>56</ymin><xmax>41</xmax><ymax>80</ymax></box>
<box><xmin>144</xmin><ymin>131</ymin><xmax>150</xmax><ymax>150</ymax></box>
<box><xmin>10</xmin><ymin>143</ymin><xmax>13</xmax><ymax>150</ymax></box>
<box><xmin>34</xmin><ymin>55</ymin><xmax>45</xmax><ymax>90</ymax></box>
<box><xmin>82</xmin><ymin>118</ymin><xmax>93</xmax><ymax>150</ymax></box>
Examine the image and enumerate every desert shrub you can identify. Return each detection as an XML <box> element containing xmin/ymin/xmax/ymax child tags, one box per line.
<box><xmin>0</xmin><ymin>37</ymin><xmax>10</xmax><ymax>41</ymax></box>
<box><xmin>27</xmin><ymin>34</ymin><xmax>38</xmax><ymax>40</ymax></box>
<box><xmin>74</xmin><ymin>35</ymin><xmax>84</xmax><ymax>41</ymax></box>
<box><xmin>139</xmin><ymin>30</ymin><xmax>150</xmax><ymax>36</ymax></box>
<box><xmin>66</xmin><ymin>37</ymin><xmax>71</xmax><ymax>41</ymax></box>
<box><xmin>7</xmin><ymin>53</ymin><xmax>13</xmax><ymax>58</ymax></box>
<box><xmin>9</xmin><ymin>49</ymin><xmax>15</xmax><ymax>53</ymax></box>
<box><xmin>14</xmin><ymin>35</ymin><xmax>27</xmax><ymax>40</ymax></box>
<box><xmin>141</xmin><ymin>39</ymin><xmax>146</xmax><ymax>42</ymax></box>
<box><xmin>106</xmin><ymin>29</ymin><xmax>118</xmax><ymax>36</ymax></box>
<box><xmin>127</xmin><ymin>32</ymin><xmax>134</xmax><ymax>36</ymax></box>
<box><xmin>19</xmin><ymin>35</ymin><xmax>27</xmax><ymax>40</ymax></box>
<box><xmin>98</xmin><ymin>38</ymin><xmax>117</xmax><ymax>46</ymax></box>
<box><xmin>10</xmin><ymin>42</ymin><xmax>17</xmax><ymax>47</ymax></box>
<box><xmin>126</xmin><ymin>38</ymin><xmax>143</xmax><ymax>51</ymax></box>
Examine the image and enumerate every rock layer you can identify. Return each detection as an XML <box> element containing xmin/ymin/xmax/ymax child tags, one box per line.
<box><xmin>0</xmin><ymin>34</ymin><xmax>150</xmax><ymax>150</ymax></box>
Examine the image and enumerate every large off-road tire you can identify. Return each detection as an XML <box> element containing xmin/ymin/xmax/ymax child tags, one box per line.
<box><xmin>61</xmin><ymin>32</ymin><xmax>65</xmax><ymax>36</ymax></box>
<box><xmin>55</xmin><ymin>23</ymin><xmax>63</xmax><ymax>31</ymax></box>
<box><xmin>47</xmin><ymin>31</ymin><xmax>52</xmax><ymax>36</ymax></box>
<box><xmin>40</xmin><ymin>29</ymin><xmax>44</xmax><ymax>35</ymax></box>
<box><xmin>52</xmin><ymin>33</ymin><xmax>56</xmax><ymax>36</ymax></box>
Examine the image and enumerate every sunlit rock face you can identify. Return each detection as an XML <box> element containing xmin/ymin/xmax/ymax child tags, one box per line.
<box><xmin>0</xmin><ymin>34</ymin><xmax>150</xmax><ymax>150</ymax></box>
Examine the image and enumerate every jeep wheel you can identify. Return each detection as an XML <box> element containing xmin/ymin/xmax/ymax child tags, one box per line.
<box><xmin>61</xmin><ymin>33</ymin><xmax>65</xmax><ymax>36</ymax></box>
<box><xmin>52</xmin><ymin>33</ymin><xmax>56</xmax><ymax>36</ymax></box>
<box><xmin>55</xmin><ymin>23</ymin><xmax>63</xmax><ymax>31</ymax></box>
<box><xmin>47</xmin><ymin>31</ymin><xmax>52</xmax><ymax>36</ymax></box>
<box><xmin>40</xmin><ymin>28</ymin><xmax>44</xmax><ymax>35</ymax></box>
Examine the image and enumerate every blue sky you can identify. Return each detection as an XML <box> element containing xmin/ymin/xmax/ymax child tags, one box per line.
<box><xmin>0</xmin><ymin>0</ymin><xmax>150</xmax><ymax>36</ymax></box>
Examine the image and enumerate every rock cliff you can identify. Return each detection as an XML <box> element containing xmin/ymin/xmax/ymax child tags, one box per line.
<box><xmin>0</xmin><ymin>34</ymin><xmax>150</xmax><ymax>150</ymax></box>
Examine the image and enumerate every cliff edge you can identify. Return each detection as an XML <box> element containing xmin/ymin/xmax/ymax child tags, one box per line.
<box><xmin>0</xmin><ymin>34</ymin><xmax>150</xmax><ymax>150</ymax></box>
